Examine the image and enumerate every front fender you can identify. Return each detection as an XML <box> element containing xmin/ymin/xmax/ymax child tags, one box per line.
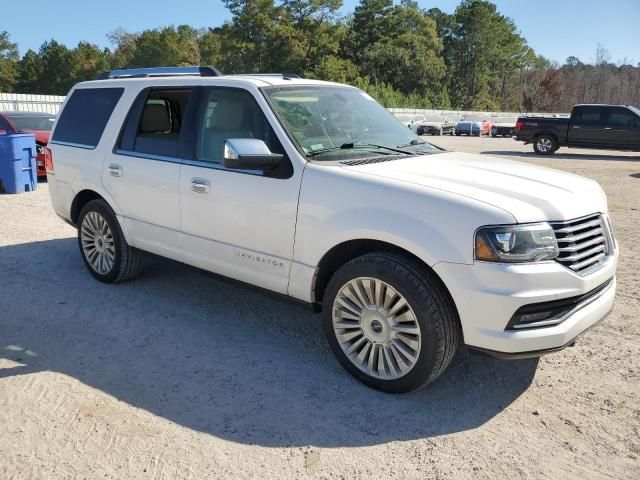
<box><xmin>293</xmin><ymin>164</ymin><xmax>514</xmax><ymax>270</ymax></box>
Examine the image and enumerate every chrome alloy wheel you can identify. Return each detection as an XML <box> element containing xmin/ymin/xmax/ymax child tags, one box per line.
<box><xmin>536</xmin><ymin>137</ymin><xmax>553</xmax><ymax>152</ymax></box>
<box><xmin>332</xmin><ymin>277</ymin><xmax>422</xmax><ymax>380</ymax></box>
<box><xmin>80</xmin><ymin>211</ymin><xmax>116</xmax><ymax>275</ymax></box>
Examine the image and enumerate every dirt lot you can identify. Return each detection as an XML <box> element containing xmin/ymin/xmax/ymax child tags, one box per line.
<box><xmin>1</xmin><ymin>136</ymin><xmax>638</xmax><ymax>479</ymax></box>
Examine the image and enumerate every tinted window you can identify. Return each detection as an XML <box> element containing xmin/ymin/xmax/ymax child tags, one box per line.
<box><xmin>573</xmin><ymin>107</ymin><xmax>604</xmax><ymax>125</ymax></box>
<box><xmin>131</xmin><ymin>89</ymin><xmax>192</xmax><ymax>157</ymax></box>
<box><xmin>607</xmin><ymin>108</ymin><xmax>638</xmax><ymax>128</ymax></box>
<box><xmin>7</xmin><ymin>114</ymin><xmax>55</xmax><ymax>131</ymax></box>
<box><xmin>52</xmin><ymin>88</ymin><xmax>123</xmax><ymax>147</ymax></box>
<box><xmin>195</xmin><ymin>88</ymin><xmax>283</xmax><ymax>164</ymax></box>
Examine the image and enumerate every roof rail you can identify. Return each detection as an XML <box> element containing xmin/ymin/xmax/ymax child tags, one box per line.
<box><xmin>96</xmin><ymin>66</ymin><xmax>223</xmax><ymax>80</ymax></box>
<box><xmin>230</xmin><ymin>73</ymin><xmax>303</xmax><ymax>79</ymax></box>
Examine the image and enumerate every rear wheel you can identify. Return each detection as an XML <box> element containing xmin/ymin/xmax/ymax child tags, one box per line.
<box><xmin>78</xmin><ymin>199</ymin><xmax>143</xmax><ymax>283</ymax></box>
<box><xmin>533</xmin><ymin>134</ymin><xmax>558</xmax><ymax>155</ymax></box>
<box><xmin>322</xmin><ymin>252</ymin><xmax>460</xmax><ymax>393</ymax></box>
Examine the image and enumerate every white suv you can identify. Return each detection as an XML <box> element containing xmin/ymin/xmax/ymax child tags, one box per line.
<box><xmin>46</xmin><ymin>67</ymin><xmax>618</xmax><ymax>393</ymax></box>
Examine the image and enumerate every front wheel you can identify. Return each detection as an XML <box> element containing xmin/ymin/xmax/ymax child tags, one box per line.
<box><xmin>78</xmin><ymin>199</ymin><xmax>143</xmax><ymax>283</ymax></box>
<box><xmin>533</xmin><ymin>134</ymin><xmax>558</xmax><ymax>155</ymax></box>
<box><xmin>322</xmin><ymin>252</ymin><xmax>460</xmax><ymax>393</ymax></box>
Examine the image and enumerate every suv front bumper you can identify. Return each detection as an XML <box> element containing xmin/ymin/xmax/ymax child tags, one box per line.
<box><xmin>433</xmin><ymin>252</ymin><xmax>617</xmax><ymax>356</ymax></box>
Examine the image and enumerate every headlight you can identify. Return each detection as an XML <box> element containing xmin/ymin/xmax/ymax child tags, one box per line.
<box><xmin>475</xmin><ymin>223</ymin><xmax>558</xmax><ymax>263</ymax></box>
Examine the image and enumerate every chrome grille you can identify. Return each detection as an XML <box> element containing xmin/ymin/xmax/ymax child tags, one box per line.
<box><xmin>551</xmin><ymin>214</ymin><xmax>610</xmax><ymax>275</ymax></box>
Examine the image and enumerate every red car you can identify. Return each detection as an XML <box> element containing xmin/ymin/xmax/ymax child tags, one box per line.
<box><xmin>0</xmin><ymin>111</ymin><xmax>56</xmax><ymax>177</ymax></box>
<box><xmin>481</xmin><ymin>119</ymin><xmax>492</xmax><ymax>136</ymax></box>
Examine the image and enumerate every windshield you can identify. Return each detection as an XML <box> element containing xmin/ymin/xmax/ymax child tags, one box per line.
<box><xmin>263</xmin><ymin>86</ymin><xmax>438</xmax><ymax>160</ymax></box>
<box><xmin>7</xmin><ymin>114</ymin><xmax>55</xmax><ymax>131</ymax></box>
<box><xmin>629</xmin><ymin>105</ymin><xmax>640</xmax><ymax>116</ymax></box>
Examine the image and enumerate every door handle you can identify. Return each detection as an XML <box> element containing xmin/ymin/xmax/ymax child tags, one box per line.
<box><xmin>108</xmin><ymin>163</ymin><xmax>122</xmax><ymax>177</ymax></box>
<box><xmin>604</xmin><ymin>127</ymin><xmax>613</xmax><ymax>130</ymax></box>
<box><xmin>190</xmin><ymin>178</ymin><xmax>211</xmax><ymax>194</ymax></box>
<box><xmin>571</xmin><ymin>126</ymin><xmax>581</xmax><ymax>129</ymax></box>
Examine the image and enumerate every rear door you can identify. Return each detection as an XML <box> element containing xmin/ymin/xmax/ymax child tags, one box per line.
<box><xmin>102</xmin><ymin>87</ymin><xmax>193</xmax><ymax>260</ymax></box>
<box><xmin>568</xmin><ymin>106</ymin><xmax>608</xmax><ymax>147</ymax></box>
<box><xmin>603</xmin><ymin>107</ymin><xmax>640</xmax><ymax>149</ymax></box>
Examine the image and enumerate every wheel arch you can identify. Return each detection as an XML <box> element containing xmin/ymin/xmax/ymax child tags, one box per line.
<box><xmin>70</xmin><ymin>189</ymin><xmax>105</xmax><ymax>225</ymax></box>
<box><xmin>312</xmin><ymin>238</ymin><xmax>454</xmax><ymax>309</ymax></box>
<box><xmin>533</xmin><ymin>130</ymin><xmax>559</xmax><ymax>142</ymax></box>
<box><xmin>70</xmin><ymin>189</ymin><xmax>132</xmax><ymax>244</ymax></box>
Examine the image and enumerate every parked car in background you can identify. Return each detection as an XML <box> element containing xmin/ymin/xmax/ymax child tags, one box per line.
<box><xmin>480</xmin><ymin>119</ymin><xmax>492</xmax><ymax>135</ymax></box>
<box><xmin>515</xmin><ymin>104</ymin><xmax>640</xmax><ymax>154</ymax></box>
<box><xmin>47</xmin><ymin>67</ymin><xmax>618</xmax><ymax>393</ymax></box>
<box><xmin>406</xmin><ymin>115</ymin><xmax>426</xmax><ymax>131</ymax></box>
<box><xmin>416</xmin><ymin>120</ymin><xmax>455</xmax><ymax>136</ymax></box>
<box><xmin>491</xmin><ymin>123</ymin><xmax>516</xmax><ymax>137</ymax></box>
<box><xmin>455</xmin><ymin>120</ymin><xmax>482</xmax><ymax>136</ymax></box>
<box><xmin>0</xmin><ymin>111</ymin><xmax>56</xmax><ymax>177</ymax></box>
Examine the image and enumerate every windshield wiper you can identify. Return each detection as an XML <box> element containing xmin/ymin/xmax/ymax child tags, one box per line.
<box><xmin>340</xmin><ymin>142</ymin><xmax>414</xmax><ymax>155</ymax></box>
<box><xmin>306</xmin><ymin>141</ymin><xmax>415</xmax><ymax>157</ymax></box>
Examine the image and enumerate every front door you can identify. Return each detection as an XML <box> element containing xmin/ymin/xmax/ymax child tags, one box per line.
<box><xmin>178</xmin><ymin>86</ymin><xmax>303</xmax><ymax>293</ymax></box>
<box><xmin>603</xmin><ymin>107</ymin><xmax>640</xmax><ymax>150</ymax></box>
<box><xmin>567</xmin><ymin>106</ymin><xmax>607</xmax><ymax>148</ymax></box>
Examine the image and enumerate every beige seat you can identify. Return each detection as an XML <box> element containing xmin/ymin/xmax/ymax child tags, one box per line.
<box><xmin>201</xmin><ymin>99</ymin><xmax>253</xmax><ymax>161</ymax></box>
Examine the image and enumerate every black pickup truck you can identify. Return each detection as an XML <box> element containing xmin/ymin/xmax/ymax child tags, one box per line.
<box><xmin>514</xmin><ymin>104</ymin><xmax>640</xmax><ymax>154</ymax></box>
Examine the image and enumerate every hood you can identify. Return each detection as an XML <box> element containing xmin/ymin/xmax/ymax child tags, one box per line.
<box><xmin>343</xmin><ymin>152</ymin><xmax>607</xmax><ymax>223</ymax></box>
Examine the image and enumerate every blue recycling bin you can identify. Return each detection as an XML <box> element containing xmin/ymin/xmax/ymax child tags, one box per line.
<box><xmin>0</xmin><ymin>133</ymin><xmax>37</xmax><ymax>194</ymax></box>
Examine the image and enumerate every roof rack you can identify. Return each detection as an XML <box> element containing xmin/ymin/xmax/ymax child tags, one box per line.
<box><xmin>96</xmin><ymin>66</ymin><xmax>223</xmax><ymax>80</ymax></box>
<box><xmin>230</xmin><ymin>73</ymin><xmax>303</xmax><ymax>80</ymax></box>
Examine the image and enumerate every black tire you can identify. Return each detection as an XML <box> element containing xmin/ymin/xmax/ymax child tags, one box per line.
<box><xmin>533</xmin><ymin>134</ymin><xmax>558</xmax><ymax>155</ymax></box>
<box><xmin>321</xmin><ymin>252</ymin><xmax>460</xmax><ymax>393</ymax></box>
<box><xmin>77</xmin><ymin>199</ymin><xmax>143</xmax><ymax>283</ymax></box>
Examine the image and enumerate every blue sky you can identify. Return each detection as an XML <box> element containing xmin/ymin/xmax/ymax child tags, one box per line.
<box><xmin>3</xmin><ymin>0</ymin><xmax>639</xmax><ymax>65</ymax></box>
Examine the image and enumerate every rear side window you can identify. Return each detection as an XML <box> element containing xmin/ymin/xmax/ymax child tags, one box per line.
<box><xmin>52</xmin><ymin>88</ymin><xmax>123</xmax><ymax>148</ymax></box>
<box><xmin>118</xmin><ymin>88</ymin><xmax>192</xmax><ymax>158</ymax></box>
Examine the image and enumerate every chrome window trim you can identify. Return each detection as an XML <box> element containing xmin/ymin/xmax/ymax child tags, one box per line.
<box><xmin>114</xmin><ymin>149</ymin><xmax>182</xmax><ymax>164</ymax></box>
<box><xmin>49</xmin><ymin>140</ymin><xmax>96</xmax><ymax>150</ymax></box>
<box><xmin>113</xmin><ymin>150</ymin><xmax>264</xmax><ymax>176</ymax></box>
<box><xmin>182</xmin><ymin>158</ymin><xmax>263</xmax><ymax>176</ymax></box>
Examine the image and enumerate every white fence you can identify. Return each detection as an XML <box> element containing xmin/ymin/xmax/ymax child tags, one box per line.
<box><xmin>0</xmin><ymin>93</ymin><xmax>65</xmax><ymax>115</ymax></box>
<box><xmin>388</xmin><ymin>108</ymin><xmax>569</xmax><ymax>125</ymax></box>
<box><xmin>0</xmin><ymin>93</ymin><xmax>566</xmax><ymax>125</ymax></box>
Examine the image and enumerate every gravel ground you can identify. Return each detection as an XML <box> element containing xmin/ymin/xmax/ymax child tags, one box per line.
<box><xmin>1</xmin><ymin>136</ymin><xmax>638</xmax><ymax>479</ymax></box>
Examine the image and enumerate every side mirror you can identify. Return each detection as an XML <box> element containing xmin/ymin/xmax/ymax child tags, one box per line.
<box><xmin>223</xmin><ymin>139</ymin><xmax>283</xmax><ymax>170</ymax></box>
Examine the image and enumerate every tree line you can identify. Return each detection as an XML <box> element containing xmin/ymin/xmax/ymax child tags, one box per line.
<box><xmin>1</xmin><ymin>0</ymin><xmax>639</xmax><ymax>112</ymax></box>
